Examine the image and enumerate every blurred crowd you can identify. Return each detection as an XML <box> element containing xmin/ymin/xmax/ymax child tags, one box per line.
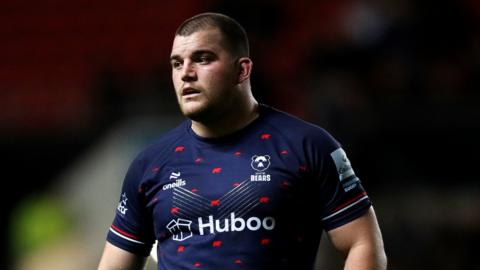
<box><xmin>1</xmin><ymin>0</ymin><xmax>479</xmax><ymax>269</ymax></box>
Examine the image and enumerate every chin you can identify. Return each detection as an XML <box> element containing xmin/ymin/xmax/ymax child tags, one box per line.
<box><xmin>180</xmin><ymin>102</ymin><xmax>211</xmax><ymax>121</ymax></box>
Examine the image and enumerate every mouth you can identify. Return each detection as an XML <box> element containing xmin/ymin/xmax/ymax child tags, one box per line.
<box><xmin>182</xmin><ymin>87</ymin><xmax>201</xmax><ymax>97</ymax></box>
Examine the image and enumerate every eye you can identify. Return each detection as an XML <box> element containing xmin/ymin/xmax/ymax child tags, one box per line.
<box><xmin>198</xmin><ymin>55</ymin><xmax>211</xmax><ymax>64</ymax></box>
<box><xmin>194</xmin><ymin>53</ymin><xmax>215</xmax><ymax>65</ymax></box>
<box><xmin>171</xmin><ymin>60</ymin><xmax>183</xmax><ymax>70</ymax></box>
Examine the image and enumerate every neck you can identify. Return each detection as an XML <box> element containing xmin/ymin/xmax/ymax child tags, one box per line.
<box><xmin>191</xmin><ymin>98</ymin><xmax>259</xmax><ymax>138</ymax></box>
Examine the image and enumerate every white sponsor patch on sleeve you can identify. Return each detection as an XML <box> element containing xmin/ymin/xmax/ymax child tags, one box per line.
<box><xmin>330</xmin><ymin>148</ymin><xmax>360</xmax><ymax>191</ymax></box>
<box><xmin>116</xmin><ymin>192</ymin><xmax>129</xmax><ymax>216</ymax></box>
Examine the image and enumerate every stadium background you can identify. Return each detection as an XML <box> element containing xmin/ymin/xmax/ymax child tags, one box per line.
<box><xmin>1</xmin><ymin>0</ymin><xmax>479</xmax><ymax>269</ymax></box>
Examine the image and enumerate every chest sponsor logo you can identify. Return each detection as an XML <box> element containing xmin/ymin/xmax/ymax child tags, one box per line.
<box><xmin>167</xmin><ymin>178</ymin><xmax>275</xmax><ymax>241</ymax></box>
<box><xmin>198</xmin><ymin>213</ymin><xmax>275</xmax><ymax>235</ymax></box>
<box><xmin>166</xmin><ymin>218</ymin><xmax>193</xmax><ymax>241</ymax></box>
<box><xmin>250</xmin><ymin>155</ymin><xmax>271</xmax><ymax>181</ymax></box>
<box><xmin>167</xmin><ymin>213</ymin><xmax>275</xmax><ymax>241</ymax></box>
<box><xmin>163</xmin><ymin>171</ymin><xmax>186</xmax><ymax>190</ymax></box>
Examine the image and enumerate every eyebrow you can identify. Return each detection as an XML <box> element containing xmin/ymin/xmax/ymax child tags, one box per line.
<box><xmin>170</xmin><ymin>55</ymin><xmax>181</xmax><ymax>62</ymax></box>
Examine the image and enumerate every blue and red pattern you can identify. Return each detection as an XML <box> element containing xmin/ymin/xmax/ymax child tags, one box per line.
<box><xmin>106</xmin><ymin>104</ymin><xmax>371</xmax><ymax>269</ymax></box>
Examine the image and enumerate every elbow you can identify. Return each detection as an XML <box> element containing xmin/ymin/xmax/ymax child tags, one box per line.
<box><xmin>377</xmin><ymin>248</ymin><xmax>388</xmax><ymax>270</ymax></box>
<box><xmin>369</xmin><ymin>238</ymin><xmax>387</xmax><ymax>270</ymax></box>
<box><xmin>346</xmin><ymin>241</ymin><xmax>388</xmax><ymax>270</ymax></box>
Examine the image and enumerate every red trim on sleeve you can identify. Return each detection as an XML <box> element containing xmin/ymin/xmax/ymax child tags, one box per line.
<box><xmin>111</xmin><ymin>224</ymin><xmax>141</xmax><ymax>240</ymax></box>
<box><xmin>333</xmin><ymin>192</ymin><xmax>367</xmax><ymax>212</ymax></box>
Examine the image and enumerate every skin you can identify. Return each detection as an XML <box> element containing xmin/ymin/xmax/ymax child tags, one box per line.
<box><xmin>328</xmin><ymin>207</ymin><xmax>387</xmax><ymax>270</ymax></box>
<box><xmin>97</xmin><ymin>27</ymin><xmax>387</xmax><ymax>270</ymax></box>
<box><xmin>98</xmin><ymin>242</ymin><xmax>147</xmax><ymax>270</ymax></box>
<box><xmin>169</xmin><ymin>27</ymin><xmax>258</xmax><ymax>138</ymax></box>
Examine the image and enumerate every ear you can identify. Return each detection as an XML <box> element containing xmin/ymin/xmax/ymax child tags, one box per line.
<box><xmin>237</xmin><ymin>57</ymin><xmax>253</xmax><ymax>84</ymax></box>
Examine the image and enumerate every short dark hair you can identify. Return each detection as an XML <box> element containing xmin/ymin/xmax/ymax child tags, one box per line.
<box><xmin>175</xmin><ymin>12</ymin><xmax>250</xmax><ymax>57</ymax></box>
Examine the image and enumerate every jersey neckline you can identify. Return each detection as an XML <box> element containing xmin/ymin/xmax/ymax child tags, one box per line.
<box><xmin>185</xmin><ymin>104</ymin><xmax>270</xmax><ymax>147</ymax></box>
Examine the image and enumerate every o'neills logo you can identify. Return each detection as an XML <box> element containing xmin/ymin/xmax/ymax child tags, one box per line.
<box><xmin>198</xmin><ymin>212</ymin><xmax>275</xmax><ymax>235</ymax></box>
<box><xmin>163</xmin><ymin>179</ymin><xmax>186</xmax><ymax>190</ymax></box>
<box><xmin>163</xmin><ymin>171</ymin><xmax>186</xmax><ymax>190</ymax></box>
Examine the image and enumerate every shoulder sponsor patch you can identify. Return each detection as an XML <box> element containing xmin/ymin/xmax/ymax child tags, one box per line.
<box><xmin>330</xmin><ymin>148</ymin><xmax>360</xmax><ymax>192</ymax></box>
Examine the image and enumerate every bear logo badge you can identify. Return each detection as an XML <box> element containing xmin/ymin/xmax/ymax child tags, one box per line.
<box><xmin>251</xmin><ymin>155</ymin><xmax>271</xmax><ymax>172</ymax></box>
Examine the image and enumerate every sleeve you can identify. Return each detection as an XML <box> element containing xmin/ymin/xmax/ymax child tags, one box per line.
<box><xmin>307</xmin><ymin>129</ymin><xmax>372</xmax><ymax>231</ymax></box>
<box><xmin>106</xmin><ymin>156</ymin><xmax>155</xmax><ymax>256</ymax></box>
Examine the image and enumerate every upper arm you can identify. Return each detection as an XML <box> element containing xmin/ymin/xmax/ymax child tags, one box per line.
<box><xmin>327</xmin><ymin>207</ymin><xmax>387</xmax><ymax>268</ymax></box>
<box><xmin>106</xmin><ymin>156</ymin><xmax>155</xmax><ymax>256</ymax></box>
<box><xmin>98</xmin><ymin>242</ymin><xmax>148</xmax><ymax>270</ymax></box>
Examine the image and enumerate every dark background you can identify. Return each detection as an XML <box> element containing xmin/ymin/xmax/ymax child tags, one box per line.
<box><xmin>1</xmin><ymin>0</ymin><xmax>479</xmax><ymax>269</ymax></box>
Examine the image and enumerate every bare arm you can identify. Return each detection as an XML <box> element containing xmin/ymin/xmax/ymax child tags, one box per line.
<box><xmin>327</xmin><ymin>207</ymin><xmax>387</xmax><ymax>270</ymax></box>
<box><xmin>97</xmin><ymin>242</ymin><xmax>148</xmax><ymax>270</ymax></box>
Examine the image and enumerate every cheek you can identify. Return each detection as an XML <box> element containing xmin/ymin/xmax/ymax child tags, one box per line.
<box><xmin>172</xmin><ymin>71</ymin><xmax>180</xmax><ymax>84</ymax></box>
<box><xmin>203</xmin><ymin>66</ymin><xmax>236</xmax><ymax>89</ymax></box>
<box><xmin>172</xmin><ymin>73</ymin><xmax>183</xmax><ymax>93</ymax></box>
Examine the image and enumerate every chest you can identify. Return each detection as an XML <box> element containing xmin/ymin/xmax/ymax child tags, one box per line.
<box><xmin>144</xmin><ymin>140</ymin><xmax>313</xmax><ymax>238</ymax></box>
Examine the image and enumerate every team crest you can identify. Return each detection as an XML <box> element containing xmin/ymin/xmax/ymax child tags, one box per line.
<box><xmin>250</xmin><ymin>155</ymin><xmax>271</xmax><ymax>181</ymax></box>
<box><xmin>251</xmin><ymin>155</ymin><xmax>271</xmax><ymax>172</ymax></box>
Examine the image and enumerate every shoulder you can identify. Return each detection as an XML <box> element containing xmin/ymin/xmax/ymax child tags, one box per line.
<box><xmin>260</xmin><ymin>105</ymin><xmax>340</xmax><ymax>153</ymax></box>
<box><xmin>132</xmin><ymin>120</ymin><xmax>190</xmax><ymax>169</ymax></box>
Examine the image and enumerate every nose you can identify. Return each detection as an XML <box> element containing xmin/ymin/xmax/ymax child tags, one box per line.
<box><xmin>181</xmin><ymin>61</ymin><xmax>197</xmax><ymax>82</ymax></box>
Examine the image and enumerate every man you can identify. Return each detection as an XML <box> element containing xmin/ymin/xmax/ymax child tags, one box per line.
<box><xmin>98</xmin><ymin>12</ymin><xmax>387</xmax><ymax>270</ymax></box>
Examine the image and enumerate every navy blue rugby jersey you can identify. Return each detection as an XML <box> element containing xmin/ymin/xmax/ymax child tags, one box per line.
<box><xmin>106</xmin><ymin>104</ymin><xmax>371</xmax><ymax>269</ymax></box>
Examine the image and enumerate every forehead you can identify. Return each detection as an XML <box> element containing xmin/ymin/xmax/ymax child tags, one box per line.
<box><xmin>170</xmin><ymin>28</ymin><xmax>226</xmax><ymax>57</ymax></box>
